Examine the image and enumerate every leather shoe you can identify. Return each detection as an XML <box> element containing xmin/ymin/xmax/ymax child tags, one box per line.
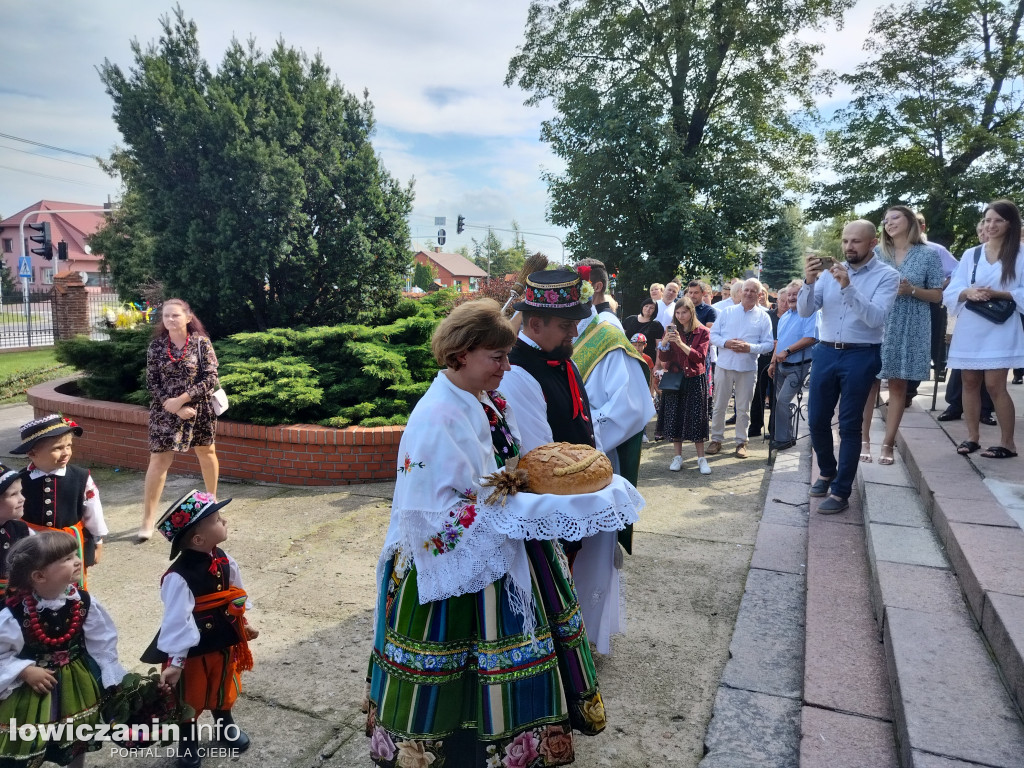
<box><xmin>705</xmin><ymin>441</ymin><xmax>722</xmax><ymax>455</ymax></box>
<box><xmin>725</xmin><ymin>415</ymin><xmax>736</xmax><ymax>425</ymax></box>
<box><xmin>771</xmin><ymin>439</ymin><xmax>796</xmax><ymax>451</ymax></box>
<box><xmin>937</xmin><ymin>408</ymin><xmax>961</xmax><ymax>422</ymax></box>
<box><xmin>735</xmin><ymin>443</ymin><xmax>748</xmax><ymax>458</ymax></box>
<box><xmin>981</xmin><ymin>414</ymin><xmax>997</xmax><ymax>426</ymax></box>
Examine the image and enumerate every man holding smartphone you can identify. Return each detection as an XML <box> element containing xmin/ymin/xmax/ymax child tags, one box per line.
<box><xmin>797</xmin><ymin>221</ymin><xmax>900</xmax><ymax>514</ymax></box>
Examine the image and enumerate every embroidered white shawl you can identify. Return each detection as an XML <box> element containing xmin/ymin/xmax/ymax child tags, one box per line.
<box><xmin>377</xmin><ymin>371</ymin><xmax>644</xmax><ymax>636</ymax></box>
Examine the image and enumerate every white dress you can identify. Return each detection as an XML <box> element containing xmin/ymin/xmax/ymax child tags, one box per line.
<box><xmin>943</xmin><ymin>244</ymin><xmax>1024</xmax><ymax>370</ymax></box>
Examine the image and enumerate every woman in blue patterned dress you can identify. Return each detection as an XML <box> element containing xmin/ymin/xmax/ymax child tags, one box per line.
<box><xmin>860</xmin><ymin>206</ymin><xmax>945</xmax><ymax>465</ymax></box>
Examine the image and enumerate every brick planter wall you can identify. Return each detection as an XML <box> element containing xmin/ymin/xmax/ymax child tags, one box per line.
<box><xmin>26</xmin><ymin>377</ymin><xmax>403</xmax><ymax>486</ymax></box>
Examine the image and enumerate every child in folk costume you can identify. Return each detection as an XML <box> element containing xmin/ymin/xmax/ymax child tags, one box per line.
<box><xmin>0</xmin><ymin>532</ymin><xmax>126</xmax><ymax>768</ymax></box>
<box><xmin>0</xmin><ymin>465</ymin><xmax>32</xmax><ymax>595</ymax></box>
<box><xmin>10</xmin><ymin>416</ymin><xmax>107</xmax><ymax>584</ymax></box>
<box><xmin>140</xmin><ymin>491</ymin><xmax>256</xmax><ymax>768</ymax></box>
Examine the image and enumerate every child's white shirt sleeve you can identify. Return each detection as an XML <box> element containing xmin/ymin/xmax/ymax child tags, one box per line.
<box><xmin>0</xmin><ymin>610</ymin><xmax>32</xmax><ymax>698</ymax></box>
<box><xmin>155</xmin><ymin>572</ymin><xmax>198</xmax><ymax>664</ymax></box>
<box><xmin>227</xmin><ymin>553</ymin><xmax>252</xmax><ymax>609</ymax></box>
<box><xmin>81</xmin><ymin>473</ymin><xmax>108</xmax><ymax>538</ymax></box>
<box><xmin>83</xmin><ymin>596</ymin><xmax>127</xmax><ymax>687</ymax></box>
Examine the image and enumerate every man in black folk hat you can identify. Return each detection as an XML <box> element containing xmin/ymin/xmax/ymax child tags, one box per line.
<box><xmin>500</xmin><ymin>268</ymin><xmax>633</xmax><ymax>655</ymax></box>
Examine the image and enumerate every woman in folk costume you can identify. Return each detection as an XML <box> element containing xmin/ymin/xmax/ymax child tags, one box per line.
<box><xmin>364</xmin><ymin>299</ymin><xmax>643</xmax><ymax>768</ymax></box>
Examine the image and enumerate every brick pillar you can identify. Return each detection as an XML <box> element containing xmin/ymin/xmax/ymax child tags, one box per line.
<box><xmin>51</xmin><ymin>271</ymin><xmax>91</xmax><ymax>340</ymax></box>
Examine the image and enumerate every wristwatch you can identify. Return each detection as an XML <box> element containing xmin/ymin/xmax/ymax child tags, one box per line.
<box><xmin>783</xmin><ymin>348</ymin><xmax>791</xmax><ymax>356</ymax></box>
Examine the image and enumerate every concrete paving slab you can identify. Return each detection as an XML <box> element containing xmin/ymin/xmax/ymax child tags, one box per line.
<box><xmin>930</xmin><ymin>493</ymin><xmax>1019</xmax><ymax>529</ymax></box>
<box><xmin>916</xmin><ymin>467</ymin><xmax>991</xmax><ymax>505</ymax></box>
<box><xmin>863</xmin><ymin>483</ymin><xmax>930</xmax><ymax>528</ymax></box>
<box><xmin>799</xmin><ymin>706</ymin><xmax>898</xmax><ymax>768</ymax></box>
<box><xmin>944</xmin><ymin>521</ymin><xmax>1024</xmax><ymax>620</ymax></box>
<box><xmin>873</xmin><ymin>562</ymin><xmax>970</xmax><ymax>622</ymax></box>
<box><xmin>858</xmin><ymin>457</ymin><xmax>915</xmax><ymax>489</ymax></box>
<box><xmin>804</xmin><ymin>515</ymin><xmax>891</xmax><ymax>721</ymax></box>
<box><xmin>982</xmin><ymin>591</ymin><xmax>1024</xmax><ymax>713</ymax></box>
<box><xmin>749</xmin><ymin>522</ymin><xmax>807</xmax><ymax>575</ymax></box>
<box><xmin>867</xmin><ymin>522</ymin><xmax>947</xmax><ymax>569</ymax></box>
<box><xmin>885</xmin><ymin>606</ymin><xmax>1024</xmax><ymax>768</ymax></box>
<box><xmin>909</xmin><ymin>751</ymin><xmax>999</xmax><ymax>768</ymax></box>
<box><xmin>720</xmin><ymin>568</ymin><xmax>804</xmax><ymax>699</ymax></box>
<box><xmin>698</xmin><ymin>687</ymin><xmax>800</xmax><ymax>768</ymax></box>
<box><xmin>761</xmin><ymin>499</ymin><xmax>809</xmax><ymax>528</ymax></box>
<box><xmin>985</xmin><ymin>478</ymin><xmax>1024</xmax><ymax>531</ymax></box>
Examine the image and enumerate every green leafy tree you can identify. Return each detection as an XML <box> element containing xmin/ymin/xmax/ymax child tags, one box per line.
<box><xmin>808</xmin><ymin>214</ymin><xmax>850</xmax><ymax>261</ymax></box>
<box><xmin>811</xmin><ymin>0</ymin><xmax>1024</xmax><ymax>254</ymax></box>
<box><xmin>760</xmin><ymin>206</ymin><xmax>808</xmax><ymax>289</ymax></box>
<box><xmin>97</xmin><ymin>7</ymin><xmax>414</xmax><ymax>336</ymax></box>
<box><xmin>0</xmin><ymin>259</ymin><xmax>17</xmax><ymax>303</ymax></box>
<box><xmin>87</xmin><ymin>185</ymin><xmax>155</xmax><ymax>304</ymax></box>
<box><xmin>472</xmin><ymin>225</ymin><xmax>527</xmax><ymax>278</ymax></box>
<box><xmin>413</xmin><ymin>260</ymin><xmax>437</xmax><ymax>291</ymax></box>
<box><xmin>506</xmin><ymin>0</ymin><xmax>850</xmax><ymax>289</ymax></box>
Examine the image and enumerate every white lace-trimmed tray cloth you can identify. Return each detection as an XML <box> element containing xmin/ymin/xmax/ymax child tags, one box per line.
<box><xmin>484</xmin><ymin>474</ymin><xmax>644</xmax><ymax>541</ymax></box>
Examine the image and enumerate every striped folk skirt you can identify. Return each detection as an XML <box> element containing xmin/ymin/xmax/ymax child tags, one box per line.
<box><xmin>365</xmin><ymin>539</ymin><xmax>605</xmax><ymax>768</ymax></box>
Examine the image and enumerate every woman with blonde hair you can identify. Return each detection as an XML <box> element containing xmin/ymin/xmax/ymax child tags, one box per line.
<box><xmin>860</xmin><ymin>205</ymin><xmax>944</xmax><ymax>465</ymax></box>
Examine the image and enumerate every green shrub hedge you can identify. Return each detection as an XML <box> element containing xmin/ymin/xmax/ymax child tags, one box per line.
<box><xmin>55</xmin><ymin>290</ymin><xmax>457</xmax><ymax>427</ymax></box>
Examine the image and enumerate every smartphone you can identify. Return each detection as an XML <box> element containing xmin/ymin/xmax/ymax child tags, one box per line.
<box><xmin>818</xmin><ymin>256</ymin><xmax>836</xmax><ymax>271</ymax></box>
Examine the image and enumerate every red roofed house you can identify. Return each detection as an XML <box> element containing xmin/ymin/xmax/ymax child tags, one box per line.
<box><xmin>0</xmin><ymin>201</ymin><xmax>109</xmax><ymax>292</ymax></box>
<box><xmin>414</xmin><ymin>248</ymin><xmax>488</xmax><ymax>292</ymax></box>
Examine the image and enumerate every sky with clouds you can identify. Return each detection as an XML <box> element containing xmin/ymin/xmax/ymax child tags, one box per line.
<box><xmin>0</xmin><ymin>0</ymin><xmax>881</xmax><ymax>261</ymax></box>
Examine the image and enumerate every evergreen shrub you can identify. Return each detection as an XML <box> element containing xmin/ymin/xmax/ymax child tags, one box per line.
<box><xmin>54</xmin><ymin>290</ymin><xmax>456</xmax><ymax>427</ymax></box>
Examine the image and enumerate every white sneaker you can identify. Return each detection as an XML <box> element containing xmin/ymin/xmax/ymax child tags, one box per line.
<box><xmin>698</xmin><ymin>457</ymin><xmax>711</xmax><ymax>475</ymax></box>
<box><xmin>669</xmin><ymin>455</ymin><xmax>683</xmax><ymax>471</ymax></box>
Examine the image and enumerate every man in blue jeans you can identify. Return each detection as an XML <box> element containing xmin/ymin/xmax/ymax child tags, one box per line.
<box><xmin>797</xmin><ymin>220</ymin><xmax>900</xmax><ymax>514</ymax></box>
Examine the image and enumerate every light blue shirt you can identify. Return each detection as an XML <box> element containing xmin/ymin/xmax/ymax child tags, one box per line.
<box><xmin>776</xmin><ymin>309</ymin><xmax>819</xmax><ymax>363</ymax></box>
<box><xmin>797</xmin><ymin>256</ymin><xmax>899</xmax><ymax>345</ymax></box>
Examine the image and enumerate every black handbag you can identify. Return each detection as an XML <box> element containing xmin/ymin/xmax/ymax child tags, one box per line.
<box><xmin>966</xmin><ymin>247</ymin><xmax>1017</xmax><ymax>324</ymax></box>
<box><xmin>660</xmin><ymin>372</ymin><xmax>684</xmax><ymax>391</ymax></box>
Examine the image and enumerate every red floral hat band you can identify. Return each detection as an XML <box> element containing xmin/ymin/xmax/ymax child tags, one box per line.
<box><xmin>521</xmin><ymin>282</ymin><xmax>586</xmax><ymax>309</ymax></box>
<box><xmin>156</xmin><ymin>489</ymin><xmax>232</xmax><ymax>559</ymax></box>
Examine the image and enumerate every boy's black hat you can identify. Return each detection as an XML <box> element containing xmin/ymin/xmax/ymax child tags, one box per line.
<box><xmin>512</xmin><ymin>269</ymin><xmax>592</xmax><ymax>320</ymax></box>
<box><xmin>11</xmin><ymin>414</ymin><xmax>83</xmax><ymax>455</ymax></box>
<box><xmin>157</xmin><ymin>489</ymin><xmax>232</xmax><ymax>559</ymax></box>
<box><xmin>0</xmin><ymin>462</ymin><xmax>21</xmax><ymax>495</ymax></box>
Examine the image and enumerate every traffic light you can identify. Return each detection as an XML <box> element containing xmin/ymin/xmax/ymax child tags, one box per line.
<box><xmin>457</xmin><ymin>215</ymin><xmax>465</xmax><ymax>234</ymax></box>
<box><xmin>57</xmin><ymin>241</ymin><xmax>68</xmax><ymax>261</ymax></box>
<box><xmin>28</xmin><ymin>221</ymin><xmax>53</xmax><ymax>260</ymax></box>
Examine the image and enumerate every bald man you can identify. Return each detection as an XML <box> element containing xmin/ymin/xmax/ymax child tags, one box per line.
<box><xmin>797</xmin><ymin>221</ymin><xmax>899</xmax><ymax>514</ymax></box>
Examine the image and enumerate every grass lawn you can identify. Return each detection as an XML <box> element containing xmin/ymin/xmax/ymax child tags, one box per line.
<box><xmin>0</xmin><ymin>348</ymin><xmax>73</xmax><ymax>403</ymax></box>
<box><xmin>0</xmin><ymin>348</ymin><xmax>59</xmax><ymax>378</ymax></box>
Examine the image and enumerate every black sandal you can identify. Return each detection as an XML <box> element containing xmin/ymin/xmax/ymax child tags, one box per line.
<box><xmin>956</xmin><ymin>441</ymin><xmax>981</xmax><ymax>455</ymax></box>
<box><xmin>981</xmin><ymin>446</ymin><xmax>1018</xmax><ymax>459</ymax></box>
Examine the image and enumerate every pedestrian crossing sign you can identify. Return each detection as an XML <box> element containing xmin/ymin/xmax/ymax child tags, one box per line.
<box><xmin>17</xmin><ymin>256</ymin><xmax>31</xmax><ymax>278</ymax></box>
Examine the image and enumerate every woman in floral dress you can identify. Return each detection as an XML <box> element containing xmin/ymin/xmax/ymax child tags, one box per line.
<box><xmin>138</xmin><ymin>299</ymin><xmax>220</xmax><ymax>542</ymax></box>
<box><xmin>364</xmin><ymin>299</ymin><xmax>640</xmax><ymax>768</ymax></box>
<box><xmin>860</xmin><ymin>206</ymin><xmax>944</xmax><ymax>465</ymax></box>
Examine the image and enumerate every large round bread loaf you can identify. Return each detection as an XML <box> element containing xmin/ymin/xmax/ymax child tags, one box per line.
<box><xmin>519</xmin><ymin>442</ymin><xmax>613</xmax><ymax>495</ymax></box>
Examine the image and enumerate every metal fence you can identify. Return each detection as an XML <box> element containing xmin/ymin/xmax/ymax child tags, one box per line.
<box><xmin>1</xmin><ymin>289</ymin><xmax>121</xmax><ymax>349</ymax></box>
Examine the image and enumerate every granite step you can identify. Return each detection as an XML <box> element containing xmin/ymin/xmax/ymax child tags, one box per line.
<box><xmin>800</xmin><ymin>459</ymin><xmax>898</xmax><ymax>768</ymax></box>
<box><xmin>855</xmin><ymin>413</ymin><xmax>1024</xmax><ymax>767</ymax></box>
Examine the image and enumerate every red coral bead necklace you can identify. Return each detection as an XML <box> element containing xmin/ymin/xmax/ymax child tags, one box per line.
<box><xmin>167</xmin><ymin>334</ymin><xmax>190</xmax><ymax>363</ymax></box>
<box><xmin>24</xmin><ymin>593</ymin><xmax>83</xmax><ymax>647</ymax></box>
